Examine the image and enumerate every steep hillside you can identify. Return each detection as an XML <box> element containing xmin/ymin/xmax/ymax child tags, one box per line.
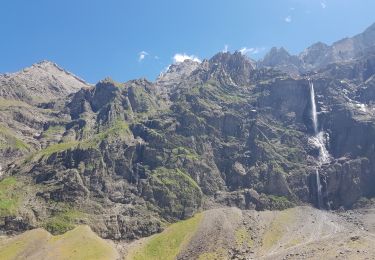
<box><xmin>0</xmin><ymin>225</ymin><xmax>118</xmax><ymax>260</ymax></box>
<box><xmin>125</xmin><ymin>206</ymin><xmax>375</xmax><ymax>259</ymax></box>
<box><xmin>0</xmin><ymin>61</ymin><xmax>91</xmax><ymax>168</ymax></box>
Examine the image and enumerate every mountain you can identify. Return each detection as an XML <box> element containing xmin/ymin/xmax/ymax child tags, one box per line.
<box><xmin>0</xmin><ymin>60</ymin><xmax>90</xmax><ymax>104</ymax></box>
<box><xmin>0</xmin><ymin>61</ymin><xmax>91</xmax><ymax>170</ymax></box>
<box><xmin>259</xmin><ymin>22</ymin><xmax>375</xmax><ymax>75</ymax></box>
<box><xmin>1</xmin><ymin>23</ymin><xmax>375</xmax><ymax>259</ymax></box>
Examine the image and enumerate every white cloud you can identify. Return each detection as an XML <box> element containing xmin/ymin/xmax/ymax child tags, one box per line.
<box><xmin>239</xmin><ymin>47</ymin><xmax>265</xmax><ymax>55</ymax></box>
<box><xmin>285</xmin><ymin>15</ymin><xmax>292</xmax><ymax>23</ymax></box>
<box><xmin>321</xmin><ymin>2</ymin><xmax>327</xmax><ymax>9</ymax></box>
<box><xmin>223</xmin><ymin>44</ymin><xmax>229</xmax><ymax>53</ymax></box>
<box><xmin>290</xmin><ymin>7</ymin><xmax>295</xmax><ymax>11</ymax></box>
<box><xmin>138</xmin><ymin>51</ymin><xmax>149</xmax><ymax>62</ymax></box>
<box><xmin>173</xmin><ymin>53</ymin><xmax>201</xmax><ymax>63</ymax></box>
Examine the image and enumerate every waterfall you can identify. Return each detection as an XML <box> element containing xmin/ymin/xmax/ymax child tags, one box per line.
<box><xmin>309</xmin><ymin>81</ymin><xmax>318</xmax><ymax>135</ymax></box>
<box><xmin>309</xmin><ymin>80</ymin><xmax>329</xmax><ymax>209</ymax></box>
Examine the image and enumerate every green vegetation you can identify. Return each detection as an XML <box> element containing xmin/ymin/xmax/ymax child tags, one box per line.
<box><xmin>128</xmin><ymin>213</ymin><xmax>202</xmax><ymax>260</ymax></box>
<box><xmin>43</xmin><ymin>208</ymin><xmax>85</xmax><ymax>235</ymax></box>
<box><xmin>129</xmin><ymin>86</ymin><xmax>157</xmax><ymax>113</ymax></box>
<box><xmin>27</xmin><ymin>119</ymin><xmax>131</xmax><ymax>161</ymax></box>
<box><xmin>171</xmin><ymin>146</ymin><xmax>199</xmax><ymax>161</ymax></box>
<box><xmin>0</xmin><ymin>225</ymin><xmax>118</xmax><ymax>260</ymax></box>
<box><xmin>262</xmin><ymin>208</ymin><xmax>296</xmax><ymax>251</ymax></box>
<box><xmin>0</xmin><ymin>98</ymin><xmax>29</xmax><ymax>109</ymax></box>
<box><xmin>80</xmin><ymin>120</ymin><xmax>131</xmax><ymax>149</ymax></box>
<box><xmin>41</xmin><ymin>125</ymin><xmax>65</xmax><ymax>138</ymax></box>
<box><xmin>267</xmin><ymin>195</ymin><xmax>295</xmax><ymax>210</ymax></box>
<box><xmin>201</xmin><ymin>81</ymin><xmax>247</xmax><ymax>104</ymax></box>
<box><xmin>38</xmin><ymin>141</ymin><xmax>79</xmax><ymax>158</ymax></box>
<box><xmin>0</xmin><ymin>125</ymin><xmax>30</xmax><ymax>151</ymax></box>
<box><xmin>198</xmin><ymin>249</ymin><xmax>227</xmax><ymax>260</ymax></box>
<box><xmin>235</xmin><ymin>227</ymin><xmax>253</xmax><ymax>248</ymax></box>
<box><xmin>0</xmin><ymin>177</ymin><xmax>22</xmax><ymax>216</ymax></box>
<box><xmin>149</xmin><ymin>167</ymin><xmax>202</xmax><ymax>218</ymax></box>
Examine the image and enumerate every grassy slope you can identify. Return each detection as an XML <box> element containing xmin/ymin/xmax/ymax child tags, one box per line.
<box><xmin>0</xmin><ymin>177</ymin><xmax>22</xmax><ymax>217</ymax></box>
<box><xmin>261</xmin><ymin>208</ymin><xmax>297</xmax><ymax>251</ymax></box>
<box><xmin>127</xmin><ymin>213</ymin><xmax>203</xmax><ymax>260</ymax></box>
<box><xmin>0</xmin><ymin>225</ymin><xmax>118</xmax><ymax>260</ymax></box>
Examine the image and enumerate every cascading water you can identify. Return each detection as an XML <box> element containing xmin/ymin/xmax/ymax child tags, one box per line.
<box><xmin>310</xmin><ymin>81</ymin><xmax>319</xmax><ymax>135</ymax></box>
<box><xmin>309</xmin><ymin>80</ymin><xmax>329</xmax><ymax>209</ymax></box>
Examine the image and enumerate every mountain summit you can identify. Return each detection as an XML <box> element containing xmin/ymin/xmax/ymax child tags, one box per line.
<box><xmin>0</xmin><ymin>60</ymin><xmax>90</xmax><ymax>104</ymax></box>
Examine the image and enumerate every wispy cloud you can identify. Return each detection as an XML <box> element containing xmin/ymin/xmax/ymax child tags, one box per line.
<box><xmin>239</xmin><ymin>47</ymin><xmax>265</xmax><ymax>55</ymax></box>
<box><xmin>321</xmin><ymin>2</ymin><xmax>327</xmax><ymax>9</ymax></box>
<box><xmin>173</xmin><ymin>53</ymin><xmax>201</xmax><ymax>63</ymax></box>
<box><xmin>284</xmin><ymin>15</ymin><xmax>292</xmax><ymax>23</ymax></box>
<box><xmin>138</xmin><ymin>51</ymin><xmax>149</xmax><ymax>62</ymax></box>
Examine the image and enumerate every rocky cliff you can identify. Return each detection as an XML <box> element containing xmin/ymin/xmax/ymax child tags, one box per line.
<box><xmin>1</xmin><ymin>24</ymin><xmax>375</xmax><ymax>242</ymax></box>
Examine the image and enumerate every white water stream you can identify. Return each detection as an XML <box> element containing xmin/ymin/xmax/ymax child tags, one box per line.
<box><xmin>309</xmin><ymin>81</ymin><xmax>330</xmax><ymax>208</ymax></box>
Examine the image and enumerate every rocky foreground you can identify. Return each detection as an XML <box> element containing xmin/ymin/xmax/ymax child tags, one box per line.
<box><xmin>2</xmin><ymin>205</ymin><xmax>375</xmax><ymax>259</ymax></box>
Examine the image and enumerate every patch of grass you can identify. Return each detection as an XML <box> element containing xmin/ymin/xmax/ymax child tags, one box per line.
<box><xmin>198</xmin><ymin>248</ymin><xmax>227</xmax><ymax>260</ymax></box>
<box><xmin>235</xmin><ymin>227</ymin><xmax>253</xmax><ymax>248</ymax></box>
<box><xmin>0</xmin><ymin>125</ymin><xmax>30</xmax><ymax>151</ymax></box>
<box><xmin>128</xmin><ymin>213</ymin><xmax>203</xmax><ymax>260</ymax></box>
<box><xmin>80</xmin><ymin>120</ymin><xmax>131</xmax><ymax>149</ymax></box>
<box><xmin>0</xmin><ymin>228</ymin><xmax>47</xmax><ymax>260</ymax></box>
<box><xmin>201</xmin><ymin>81</ymin><xmax>247</xmax><ymax>104</ymax></box>
<box><xmin>267</xmin><ymin>195</ymin><xmax>295</xmax><ymax>210</ymax></box>
<box><xmin>0</xmin><ymin>225</ymin><xmax>118</xmax><ymax>260</ymax></box>
<box><xmin>38</xmin><ymin>141</ymin><xmax>79</xmax><ymax>158</ymax></box>
<box><xmin>48</xmin><ymin>225</ymin><xmax>118</xmax><ymax>259</ymax></box>
<box><xmin>153</xmin><ymin>167</ymin><xmax>201</xmax><ymax>193</ymax></box>
<box><xmin>262</xmin><ymin>208</ymin><xmax>296</xmax><ymax>251</ymax></box>
<box><xmin>286</xmin><ymin>237</ymin><xmax>302</xmax><ymax>248</ymax></box>
<box><xmin>41</xmin><ymin>125</ymin><xmax>65</xmax><ymax>138</ymax></box>
<box><xmin>43</xmin><ymin>208</ymin><xmax>85</xmax><ymax>235</ymax></box>
<box><xmin>0</xmin><ymin>98</ymin><xmax>29</xmax><ymax>109</ymax></box>
<box><xmin>0</xmin><ymin>177</ymin><xmax>21</xmax><ymax>217</ymax></box>
<box><xmin>24</xmin><ymin>119</ymin><xmax>131</xmax><ymax>163</ymax></box>
<box><xmin>149</xmin><ymin>167</ymin><xmax>202</xmax><ymax>218</ymax></box>
<box><xmin>172</xmin><ymin>146</ymin><xmax>199</xmax><ymax>161</ymax></box>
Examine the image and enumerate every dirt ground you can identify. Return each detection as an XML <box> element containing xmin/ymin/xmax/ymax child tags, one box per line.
<box><xmin>173</xmin><ymin>206</ymin><xmax>375</xmax><ymax>259</ymax></box>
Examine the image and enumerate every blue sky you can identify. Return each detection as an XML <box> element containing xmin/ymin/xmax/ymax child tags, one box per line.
<box><xmin>1</xmin><ymin>0</ymin><xmax>375</xmax><ymax>83</ymax></box>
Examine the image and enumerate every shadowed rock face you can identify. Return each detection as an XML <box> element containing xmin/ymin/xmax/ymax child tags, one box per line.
<box><xmin>1</xmin><ymin>24</ymin><xmax>375</xmax><ymax>241</ymax></box>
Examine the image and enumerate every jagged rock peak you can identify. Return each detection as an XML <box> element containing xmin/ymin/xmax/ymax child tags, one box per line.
<box><xmin>262</xmin><ymin>47</ymin><xmax>299</xmax><ymax>66</ymax></box>
<box><xmin>209</xmin><ymin>51</ymin><xmax>256</xmax><ymax>68</ymax></box>
<box><xmin>126</xmin><ymin>78</ymin><xmax>152</xmax><ymax>86</ymax></box>
<box><xmin>157</xmin><ymin>59</ymin><xmax>201</xmax><ymax>84</ymax></box>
